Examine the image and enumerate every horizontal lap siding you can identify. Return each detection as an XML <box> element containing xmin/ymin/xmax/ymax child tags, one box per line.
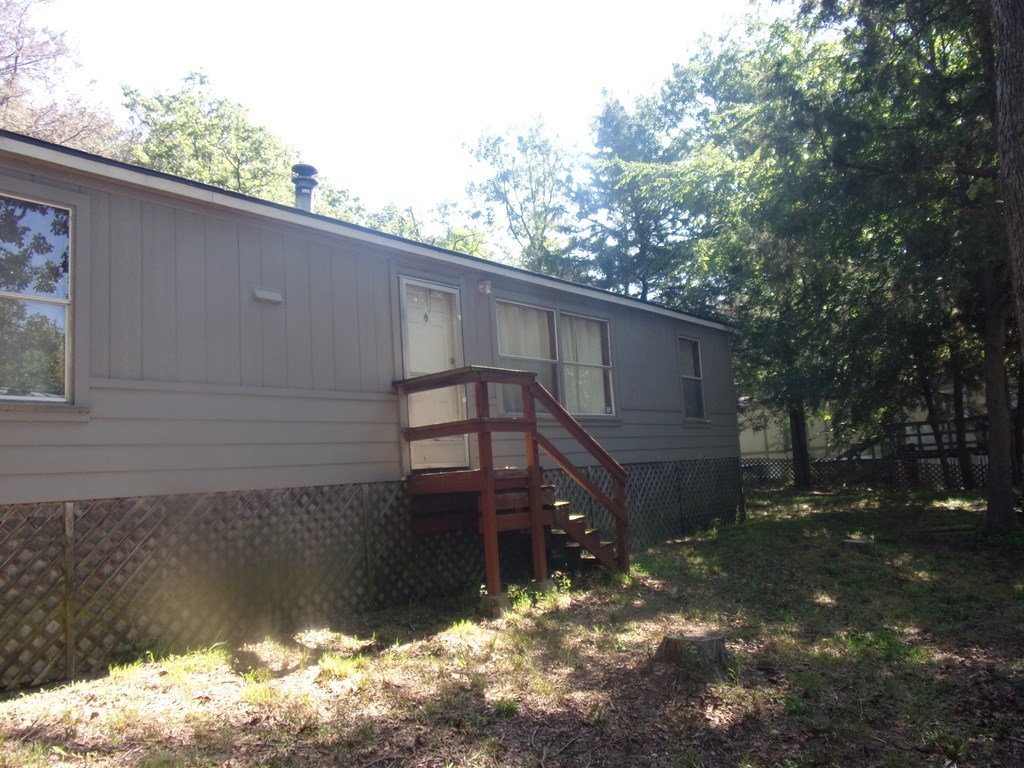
<box><xmin>1</xmin><ymin>382</ymin><xmax>401</xmax><ymax>504</ymax></box>
<box><xmin>491</xmin><ymin>411</ymin><xmax>739</xmax><ymax>470</ymax></box>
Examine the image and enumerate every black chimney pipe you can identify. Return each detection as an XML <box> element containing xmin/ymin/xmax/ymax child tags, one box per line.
<box><xmin>291</xmin><ymin>163</ymin><xmax>318</xmax><ymax>212</ymax></box>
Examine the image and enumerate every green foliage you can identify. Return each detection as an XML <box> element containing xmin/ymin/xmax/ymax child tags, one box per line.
<box><xmin>241</xmin><ymin>668</ymin><xmax>275</xmax><ymax>706</ymax></box>
<box><xmin>364</xmin><ymin>201</ymin><xmax>495</xmax><ymax>259</ymax></box>
<box><xmin>575</xmin><ymin>97</ymin><xmax>715</xmax><ymax>302</ymax></box>
<box><xmin>492</xmin><ymin>698</ymin><xmax>518</xmax><ymax>717</ymax></box>
<box><xmin>576</xmin><ymin>1</ymin><xmax>1009</xmax><ymax>479</ymax></box>
<box><xmin>160</xmin><ymin>643</ymin><xmax>229</xmax><ymax>683</ymax></box>
<box><xmin>123</xmin><ymin>72</ymin><xmax>297</xmax><ymax>204</ymax></box>
<box><xmin>468</xmin><ymin>122</ymin><xmax>580</xmax><ymax>276</ymax></box>
<box><xmin>313</xmin><ymin>177</ymin><xmax>366</xmax><ymax>223</ymax></box>
<box><xmin>120</xmin><ymin>72</ymin><xmax>500</xmax><ymax>260</ymax></box>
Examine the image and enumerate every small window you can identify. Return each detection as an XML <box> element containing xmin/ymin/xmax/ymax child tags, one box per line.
<box><xmin>0</xmin><ymin>193</ymin><xmax>71</xmax><ymax>402</ymax></box>
<box><xmin>679</xmin><ymin>337</ymin><xmax>705</xmax><ymax>419</ymax></box>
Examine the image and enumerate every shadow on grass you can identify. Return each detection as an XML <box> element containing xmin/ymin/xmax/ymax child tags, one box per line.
<box><xmin>2</xmin><ymin>490</ymin><xmax>1021</xmax><ymax>768</ymax></box>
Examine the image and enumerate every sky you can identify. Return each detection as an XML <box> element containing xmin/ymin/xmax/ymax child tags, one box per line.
<box><xmin>35</xmin><ymin>0</ymin><xmax>771</xmax><ymax>214</ymax></box>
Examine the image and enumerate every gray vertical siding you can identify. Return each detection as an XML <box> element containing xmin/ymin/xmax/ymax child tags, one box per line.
<box><xmin>81</xmin><ymin>189</ymin><xmax>399</xmax><ymax>397</ymax></box>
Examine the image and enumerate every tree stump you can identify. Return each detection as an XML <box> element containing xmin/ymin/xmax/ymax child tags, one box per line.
<box><xmin>655</xmin><ymin>634</ymin><xmax>729</xmax><ymax>681</ymax></box>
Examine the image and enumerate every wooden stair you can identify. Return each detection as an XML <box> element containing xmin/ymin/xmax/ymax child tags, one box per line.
<box><xmin>547</xmin><ymin>500</ymin><xmax>618</xmax><ymax>571</ymax></box>
<box><xmin>394</xmin><ymin>367</ymin><xmax>629</xmax><ymax>597</ymax></box>
<box><xmin>408</xmin><ymin>470</ymin><xmax>619</xmax><ymax>574</ymax></box>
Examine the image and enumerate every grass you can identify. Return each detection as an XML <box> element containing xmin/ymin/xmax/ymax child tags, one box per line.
<box><xmin>1</xmin><ymin>489</ymin><xmax>1021</xmax><ymax>767</ymax></box>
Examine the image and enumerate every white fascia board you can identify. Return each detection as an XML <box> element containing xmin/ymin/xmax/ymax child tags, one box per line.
<box><xmin>1</xmin><ymin>134</ymin><xmax>733</xmax><ymax>334</ymax></box>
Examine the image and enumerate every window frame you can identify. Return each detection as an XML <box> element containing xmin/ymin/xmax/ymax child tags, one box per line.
<box><xmin>678</xmin><ymin>335</ymin><xmax>706</xmax><ymax>421</ymax></box>
<box><xmin>558</xmin><ymin>310</ymin><xmax>614</xmax><ymax>417</ymax></box>
<box><xmin>0</xmin><ymin>192</ymin><xmax>71</xmax><ymax>403</ymax></box>
<box><xmin>495</xmin><ymin>298</ymin><xmax>615</xmax><ymax>417</ymax></box>
<box><xmin>0</xmin><ymin>179</ymin><xmax>88</xmax><ymax>416</ymax></box>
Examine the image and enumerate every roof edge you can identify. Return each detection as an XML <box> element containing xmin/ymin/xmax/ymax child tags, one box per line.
<box><xmin>0</xmin><ymin>130</ymin><xmax>734</xmax><ymax>333</ymax></box>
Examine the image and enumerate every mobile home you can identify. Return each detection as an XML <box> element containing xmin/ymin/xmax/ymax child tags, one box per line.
<box><xmin>0</xmin><ymin>131</ymin><xmax>741</xmax><ymax>690</ymax></box>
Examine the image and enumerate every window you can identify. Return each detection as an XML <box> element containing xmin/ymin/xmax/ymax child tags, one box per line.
<box><xmin>560</xmin><ymin>313</ymin><xmax>613</xmax><ymax>415</ymax></box>
<box><xmin>679</xmin><ymin>337</ymin><xmax>705</xmax><ymax>419</ymax></box>
<box><xmin>0</xmin><ymin>193</ymin><xmax>71</xmax><ymax>402</ymax></box>
<box><xmin>496</xmin><ymin>300</ymin><xmax>613</xmax><ymax>416</ymax></box>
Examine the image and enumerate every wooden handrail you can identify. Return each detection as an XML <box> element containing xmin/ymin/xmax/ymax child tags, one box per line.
<box><xmin>395</xmin><ymin>365</ymin><xmax>629</xmax><ymax>574</ymax></box>
<box><xmin>527</xmin><ymin>381</ymin><xmax>627</xmax><ymax>485</ymax></box>
<box><xmin>533</xmin><ymin>433</ymin><xmax>624</xmax><ymax>523</ymax></box>
<box><xmin>393</xmin><ymin>365</ymin><xmax>537</xmax><ymax>394</ymax></box>
<box><xmin>402</xmin><ymin>416</ymin><xmax>536</xmax><ymax>442</ymax></box>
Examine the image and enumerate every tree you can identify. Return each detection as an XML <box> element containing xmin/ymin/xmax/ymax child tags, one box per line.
<box><xmin>795</xmin><ymin>0</ymin><xmax>1017</xmax><ymax>530</ymax></box>
<box><xmin>619</xmin><ymin>1</ymin><xmax>1013</xmax><ymax>506</ymax></box>
<box><xmin>994</xmin><ymin>0</ymin><xmax>1024</xmax><ymax>378</ymax></box>
<box><xmin>575</xmin><ymin>98</ymin><xmax>715</xmax><ymax>303</ymax></box>
<box><xmin>468</xmin><ymin>123</ymin><xmax>580</xmax><ymax>278</ymax></box>
<box><xmin>313</xmin><ymin>177</ymin><xmax>367</xmax><ymax>223</ymax></box>
<box><xmin>365</xmin><ymin>201</ymin><xmax>495</xmax><ymax>259</ymax></box>
<box><xmin>123</xmin><ymin>73</ymin><xmax>298</xmax><ymax>204</ymax></box>
<box><xmin>0</xmin><ymin>0</ymin><xmax>128</xmax><ymax>157</ymax></box>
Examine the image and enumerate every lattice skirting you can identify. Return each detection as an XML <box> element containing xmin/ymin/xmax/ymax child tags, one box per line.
<box><xmin>741</xmin><ymin>456</ymin><xmax>990</xmax><ymax>491</ymax></box>
<box><xmin>1</xmin><ymin>457</ymin><xmax>741</xmax><ymax>691</ymax></box>
<box><xmin>0</xmin><ymin>483</ymin><xmax>483</xmax><ymax>692</ymax></box>
<box><xmin>544</xmin><ymin>457</ymin><xmax>744</xmax><ymax>550</ymax></box>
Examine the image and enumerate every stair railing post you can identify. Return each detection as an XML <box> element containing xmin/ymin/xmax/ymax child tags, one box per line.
<box><xmin>522</xmin><ymin>382</ymin><xmax>548</xmax><ymax>583</ymax></box>
<box><xmin>614</xmin><ymin>478</ymin><xmax>629</xmax><ymax>571</ymax></box>
<box><xmin>476</xmin><ymin>378</ymin><xmax>502</xmax><ymax>596</ymax></box>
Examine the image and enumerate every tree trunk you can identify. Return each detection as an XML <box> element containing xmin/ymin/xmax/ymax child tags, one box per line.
<box><xmin>918</xmin><ymin>362</ymin><xmax>955</xmax><ymax>490</ymax></box>
<box><xmin>950</xmin><ymin>349</ymin><xmax>976</xmax><ymax>489</ymax></box>
<box><xmin>1014</xmin><ymin>358</ymin><xmax>1024</xmax><ymax>485</ymax></box>
<box><xmin>789</xmin><ymin>406</ymin><xmax>813</xmax><ymax>491</ymax></box>
<box><xmin>981</xmin><ymin>264</ymin><xmax>1018</xmax><ymax>534</ymax></box>
<box><xmin>993</xmin><ymin>0</ymin><xmax>1024</xmax><ymax>368</ymax></box>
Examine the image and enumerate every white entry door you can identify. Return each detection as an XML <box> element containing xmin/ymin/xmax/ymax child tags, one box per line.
<box><xmin>401</xmin><ymin>278</ymin><xmax>469</xmax><ymax>470</ymax></box>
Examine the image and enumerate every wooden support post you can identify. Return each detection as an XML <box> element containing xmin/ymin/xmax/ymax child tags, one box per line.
<box><xmin>63</xmin><ymin>501</ymin><xmax>76</xmax><ymax>679</ymax></box>
<box><xmin>523</xmin><ymin>384</ymin><xmax>548</xmax><ymax>583</ymax></box>
<box><xmin>614</xmin><ymin>480</ymin><xmax>629</xmax><ymax>571</ymax></box>
<box><xmin>476</xmin><ymin>380</ymin><xmax>502</xmax><ymax>596</ymax></box>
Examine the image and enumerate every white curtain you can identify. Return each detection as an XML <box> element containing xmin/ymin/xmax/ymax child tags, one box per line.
<box><xmin>560</xmin><ymin>315</ymin><xmax>610</xmax><ymax>415</ymax></box>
